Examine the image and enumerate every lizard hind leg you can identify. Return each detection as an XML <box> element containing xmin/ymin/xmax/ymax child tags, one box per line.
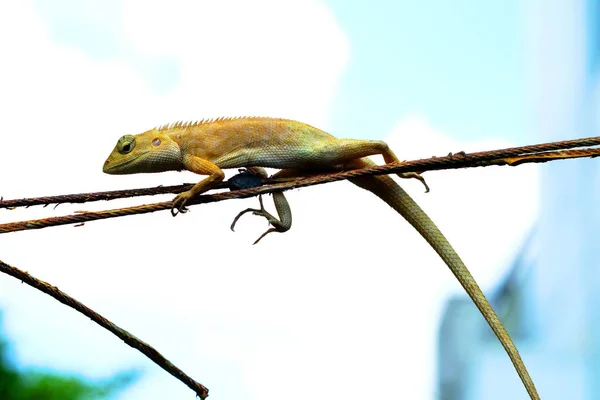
<box><xmin>230</xmin><ymin>193</ymin><xmax>291</xmax><ymax>244</ymax></box>
<box><xmin>332</xmin><ymin>139</ymin><xmax>430</xmax><ymax>192</ymax></box>
<box><xmin>368</xmin><ymin>142</ymin><xmax>430</xmax><ymax>193</ymax></box>
<box><xmin>230</xmin><ymin>167</ymin><xmax>293</xmax><ymax>244</ymax></box>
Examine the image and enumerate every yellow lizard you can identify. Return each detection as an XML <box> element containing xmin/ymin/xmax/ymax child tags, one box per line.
<box><xmin>103</xmin><ymin>116</ymin><xmax>540</xmax><ymax>399</ymax></box>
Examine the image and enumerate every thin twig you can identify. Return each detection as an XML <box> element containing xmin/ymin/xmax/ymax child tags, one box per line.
<box><xmin>0</xmin><ymin>259</ymin><xmax>209</xmax><ymax>399</ymax></box>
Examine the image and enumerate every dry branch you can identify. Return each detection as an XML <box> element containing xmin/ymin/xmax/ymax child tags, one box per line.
<box><xmin>0</xmin><ymin>259</ymin><xmax>209</xmax><ymax>399</ymax></box>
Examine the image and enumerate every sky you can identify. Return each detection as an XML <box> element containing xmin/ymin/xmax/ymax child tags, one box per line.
<box><xmin>325</xmin><ymin>0</ymin><xmax>531</xmax><ymax>141</ymax></box>
<box><xmin>0</xmin><ymin>1</ymin><xmax>539</xmax><ymax>399</ymax></box>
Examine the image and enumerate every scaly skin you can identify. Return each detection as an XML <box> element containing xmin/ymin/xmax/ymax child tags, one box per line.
<box><xmin>103</xmin><ymin>117</ymin><xmax>540</xmax><ymax>399</ymax></box>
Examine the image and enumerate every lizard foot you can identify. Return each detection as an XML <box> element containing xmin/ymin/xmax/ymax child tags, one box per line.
<box><xmin>398</xmin><ymin>171</ymin><xmax>430</xmax><ymax>193</ymax></box>
<box><xmin>171</xmin><ymin>191</ymin><xmax>193</xmax><ymax>216</ymax></box>
<box><xmin>230</xmin><ymin>195</ymin><xmax>282</xmax><ymax>244</ymax></box>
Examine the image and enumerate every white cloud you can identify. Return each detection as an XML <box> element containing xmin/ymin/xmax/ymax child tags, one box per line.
<box><xmin>121</xmin><ymin>0</ymin><xmax>348</xmax><ymax>126</ymax></box>
<box><xmin>0</xmin><ymin>2</ymin><xmax>539</xmax><ymax>400</ymax></box>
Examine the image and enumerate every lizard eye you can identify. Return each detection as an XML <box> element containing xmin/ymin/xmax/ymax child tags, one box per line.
<box><xmin>117</xmin><ymin>135</ymin><xmax>136</xmax><ymax>154</ymax></box>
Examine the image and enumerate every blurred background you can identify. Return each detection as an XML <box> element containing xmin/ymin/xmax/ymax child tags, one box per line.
<box><xmin>0</xmin><ymin>1</ymin><xmax>597</xmax><ymax>399</ymax></box>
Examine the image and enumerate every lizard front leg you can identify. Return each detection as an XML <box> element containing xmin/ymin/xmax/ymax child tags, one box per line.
<box><xmin>172</xmin><ymin>155</ymin><xmax>225</xmax><ymax>216</ymax></box>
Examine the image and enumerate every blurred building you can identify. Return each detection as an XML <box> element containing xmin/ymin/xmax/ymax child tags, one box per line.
<box><xmin>436</xmin><ymin>1</ymin><xmax>600</xmax><ymax>399</ymax></box>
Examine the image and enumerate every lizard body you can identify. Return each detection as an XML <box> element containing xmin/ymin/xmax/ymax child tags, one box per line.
<box><xmin>103</xmin><ymin>117</ymin><xmax>540</xmax><ymax>399</ymax></box>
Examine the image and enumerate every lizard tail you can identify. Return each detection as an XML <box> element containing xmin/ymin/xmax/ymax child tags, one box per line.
<box><xmin>349</xmin><ymin>160</ymin><xmax>540</xmax><ymax>400</ymax></box>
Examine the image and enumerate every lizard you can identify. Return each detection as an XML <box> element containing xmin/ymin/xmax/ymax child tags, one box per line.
<box><xmin>102</xmin><ymin>116</ymin><xmax>540</xmax><ymax>399</ymax></box>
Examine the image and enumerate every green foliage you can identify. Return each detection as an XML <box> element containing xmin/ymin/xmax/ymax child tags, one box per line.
<box><xmin>0</xmin><ymin>317</ymin><xmax>140</xmax><ymax>400</ymax></box>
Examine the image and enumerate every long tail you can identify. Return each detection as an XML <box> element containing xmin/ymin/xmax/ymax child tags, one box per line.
<box><xmin>349</xmin><ymin>159</ymin><xmax>540</xmax><ymax>400</ymax></box>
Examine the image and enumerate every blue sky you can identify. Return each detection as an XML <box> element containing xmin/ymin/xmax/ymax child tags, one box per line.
<box><xmin>325</xmin><ymin>0</ymin><xmax>530</xmax><ymax>141</ymax></box>
<box><xmin>0</xmin><ymin>2</ymin><xmax>539</xmax><ymax>399</ymax></box>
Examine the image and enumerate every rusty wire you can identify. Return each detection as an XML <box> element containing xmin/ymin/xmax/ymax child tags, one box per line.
<box><xmin>0</xmin><ymin>184</ymin><xmax>194</xmax><ymax>209</ymax></box>
<box><xmin>2</xmin><ymin>134</ymin><xmax>600</xmax><ymax>211</ymax></box>
<box><xmin>0</xmin><ymin>259</ymin><xmax>209</xmax><ymax>399</ymax></box>
<box><xmin>1</xmin><ymin>137</ymin><xmax>600</xmax><ymax>235</ymax></box>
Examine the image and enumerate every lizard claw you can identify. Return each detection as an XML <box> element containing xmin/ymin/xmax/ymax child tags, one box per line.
<box><xmin>230</xmin><ymin>195</ymin><xmax>268</xmax><ymax>231</ymax></box>
<box><xmin>171</xmin><ymin>192</ymin><xmax>192</xmax><ymax>217</ymax></box>
<box><xmin>171</xmin><ymin>206</ymin><xmax>189</xmax><ymax>217</ymax></box>
<box><xmin>230</xmin><ymin>208</ymin><xmax>257</xmax><ymax>231</ymax></box>
<box><xmin>251</xmin><ymin>228</ymin><xmax>277</xmax><ymax>245</ymax></box>
<box><xmin>398</xmin><ymin>172</ymin><xmax>430</xmax><ymax>193</ymax></box>
<box><xmin>230</xmin><ymin>195</ymin><xmax>282</xmax><ymax>244</ymax></box>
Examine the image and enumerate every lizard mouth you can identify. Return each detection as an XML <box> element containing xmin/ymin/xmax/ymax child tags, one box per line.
<box><xmin>103</xmin><ymin>153</ymin><xmax>143</xmax><ymax>174</ymax></box>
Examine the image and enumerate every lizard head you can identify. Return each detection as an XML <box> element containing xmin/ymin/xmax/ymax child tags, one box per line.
<box><xmin>103</xmin><ymin>129</ymin><xmax>183</xmax><ymax>174</ymax></box>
